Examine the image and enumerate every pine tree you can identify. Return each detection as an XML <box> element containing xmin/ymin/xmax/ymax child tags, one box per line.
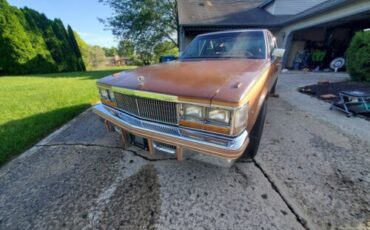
<box><xmin>0</xmin><ymin>0</ymin><xmax>88</xmax><ymax>74</ymax></box>
<box><xmin>34</xmin><ymin>13</ymin><xmax>70</xmax><ymax>72</ymax></box>
<box><xmin>67</xmin><ymin>25</ymin><xmax>86</xmax><ymax>71</ymax></box>
<box><xmin>73</xmin><ymin>31</ymin><xmax>90</xmax><ymax>69</ymax></box>
<box><xmin>20</xmin><ymin>7</ymin><xmax>57</xmax><ymax>72</ymax></box>
<box><xmin>0</xmin><ymin>0</ymin><xmax>56</xmax><ymax>74</ymax></box>
<box><xmin>52</xmin><ymin>19</ymin><xmax>78</xmax><ymax>71</ymax></box>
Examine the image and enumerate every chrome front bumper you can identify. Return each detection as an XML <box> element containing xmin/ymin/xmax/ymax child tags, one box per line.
<box><xmin>93</xmin><ymin>104</ymin><xmax>249</xmax><ymax>167</ymax></box>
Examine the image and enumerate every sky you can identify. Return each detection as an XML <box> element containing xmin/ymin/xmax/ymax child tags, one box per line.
<box><xmin>8</xmin><ymin>0</ymin><xmax>118</xmax><ymax>47</ymax></box>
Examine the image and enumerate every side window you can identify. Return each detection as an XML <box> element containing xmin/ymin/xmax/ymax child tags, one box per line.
<box><xmin>186</xmin><ymin>39</ymin><xmax>206</xmax><ymax>57</ymax></box>
<box><xmin>201</xmin><ymin>39</ymin><xmax>215</xmax><ymax>56</ymax></box>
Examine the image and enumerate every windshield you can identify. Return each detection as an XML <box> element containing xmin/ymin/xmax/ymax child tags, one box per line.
<box><xmin>181</xmin><ymin>31</ymin><xmax>266</xmax><ymax>60</ymax></box>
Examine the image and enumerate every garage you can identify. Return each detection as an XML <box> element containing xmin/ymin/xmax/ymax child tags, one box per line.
<box><xmin>279</xmin><ymin>0</ymin><xmax>370</xmax><ymax>71</ymax></box>
<box><xmin>284</xmin><ymin>8</ymin><xmax>370</xmax><ymax>71</ymax></box>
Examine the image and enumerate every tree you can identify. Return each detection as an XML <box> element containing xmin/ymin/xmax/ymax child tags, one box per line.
<box><xmin>74</xmin><ymin>32</ymin><xmax>108</xmax><ymax>69</ymax></box>
<box><xmin>153</xmin><ymin>41</ymin><xmax>178</xmax><ymax>63</ymax></box>
<box><xmin>0</xmin><ymin>0</ymin><xmax>56</xmax><ymax>74</ymax></box>
<box><xmin>346</xmin><ymin>31</ymin><xmax>370</xmax><ymax>82</ymax></box>
<box><xmin>0</xmin><ymin>0</ymin><xmax>86</xmax><ymax>74</ymax></box>
<box><xmin>103</xmin><ymin>47</ymin><xmax>118</xmax><ymax>57</ymax></box>
<box><xmin>20</xmin><ymin>8</ymin><xmax>57</xmax><ymax>72</ymax></box>
<box><xmin>99</xmin><ymin>0</ymin><xmax>177</xmax><ymax>64</ymax></box>
<box><xmin>117</xmin><ymin>40</ymin><xmax>134</xmax><ymax>58</ymax></box>
<box><xmin>88</xmin><ymin>45</ymin><xmax>106</xmax><ymax>67</ymax></box>
<box><xmin>22</xmin><ymin>9</ymin><xmax>69</xmax><ymax>72</ymax></box>
<box><xmin>67</xmin><ymin>25</ymin><xmax>86</xmax><ymax>71</ymax></box>
<box><xmin>52</xmin><ymin>19</ymin><xmax>80</xmax><ymax>71</ymax></box>
<box><xmin>74</xmin><ymin>31</ymin><xmax>90</xmax><ymax>69</ymax></box>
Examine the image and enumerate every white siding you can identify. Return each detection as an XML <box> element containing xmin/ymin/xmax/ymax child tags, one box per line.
<box><xmin>266</xmin><ymin>0</ymin><xmax>327</xmax><ymax>15</ymax></box>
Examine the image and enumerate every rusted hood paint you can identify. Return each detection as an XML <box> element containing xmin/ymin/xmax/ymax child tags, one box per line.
<box><xmin>98</xmin><ymin>59</ymin><xmax>269</xmax><ymax>105</ymax></box>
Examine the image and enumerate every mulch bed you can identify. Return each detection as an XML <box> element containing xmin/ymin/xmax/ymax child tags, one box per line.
<box><xmin>298</xmin><ymin>81</ymin><xmax>370</xmax><ymax>120</ymax></box>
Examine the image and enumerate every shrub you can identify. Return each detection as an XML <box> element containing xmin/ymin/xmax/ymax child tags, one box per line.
<box><xmin>346</xmin><ymin>31</ymin><xmax>370</xmax><ymax>82</ymax></box>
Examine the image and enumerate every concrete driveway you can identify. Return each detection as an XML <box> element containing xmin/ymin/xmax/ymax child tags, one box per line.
<box><xmin>0</xmin><ymin>73</ymin><xmax>369</xmax><ymax>230</ymax></box>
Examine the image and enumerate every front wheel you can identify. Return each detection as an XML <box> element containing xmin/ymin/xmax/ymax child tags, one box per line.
<box><xmin>239</xmin><ymin>101</ymin><xmax>267</xmax><ymax>160</ymax></box>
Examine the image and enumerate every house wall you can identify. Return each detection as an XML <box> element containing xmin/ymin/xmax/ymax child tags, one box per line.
<box><xmin>266</xmin><ymin>0</ymin><xmax>327</xmax><ymax>15</ymax></box>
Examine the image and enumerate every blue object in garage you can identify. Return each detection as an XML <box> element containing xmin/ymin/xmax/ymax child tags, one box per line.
<box><xmin>159</xmin><ymin>56</ymin><xmax>177</xmax><ymax>63</ymax></box>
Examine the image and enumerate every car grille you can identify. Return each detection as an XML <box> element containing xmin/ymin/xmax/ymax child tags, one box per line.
<box><xmin>114</xmin><ymin>93</ymin><xmax>178</xmax><ymax>125</ymax></box>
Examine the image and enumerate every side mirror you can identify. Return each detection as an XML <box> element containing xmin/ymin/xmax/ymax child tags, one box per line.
<box><xmin>272</xmin><ymin>48</ymin><xmax>285</xmax><ymax>58</ymax></box>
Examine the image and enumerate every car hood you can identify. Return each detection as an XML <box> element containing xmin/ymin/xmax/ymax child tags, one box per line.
<box><xmin>98</xmin><ymin>59</ymin><xmax>269</xmax><ymax>104</ymax></box>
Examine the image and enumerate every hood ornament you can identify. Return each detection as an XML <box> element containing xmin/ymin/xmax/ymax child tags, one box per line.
<box><xmin>234</xmin><ymin>82</ymin><xmax>242</xmax><ymax>89</ymax></box>
<box><xmin>138</xmin><ymin>75</ymin><xmax>145</xmax><ymax>83</ymax></box>
<box><xmin>138</xmin><ymin>76</ymin><xmax>145</xmax><ymax>89</ymax></box>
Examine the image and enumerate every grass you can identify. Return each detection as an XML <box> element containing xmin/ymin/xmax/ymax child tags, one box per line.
<box><xmin>0</xmin><ymin>66</ymin><xmax>136</xmax><ymax>166</ymax></box>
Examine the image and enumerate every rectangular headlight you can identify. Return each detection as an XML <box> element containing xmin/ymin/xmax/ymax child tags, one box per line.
<box><xmin>182</xmin><ymin>104</ymin><xmax>204</xmax><ymax>121</ymax></box>
<box><xmin>108</xmin><ymin>90</ymin><xmax>115</xmax><ymax>101</ymax></box>
<box><xmin>99</xmin><ymin>88</ymin><xmax>109</xmax><ymax>99</ymax></box>
<box><xmin>99</xmin><ymin>88</ymin><xmax>115</xmax><ymax>101</ymax></box>
<box><xmin>207</xmin><ymin>108</ymin><xmax>231</xmax><ymax>125</ymax></box>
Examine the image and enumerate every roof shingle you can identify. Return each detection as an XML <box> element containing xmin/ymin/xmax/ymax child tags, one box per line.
<box><xmin>177</xmin><ymin>0</ymin><xmax>290</xmax><ymax>26</ymax></box>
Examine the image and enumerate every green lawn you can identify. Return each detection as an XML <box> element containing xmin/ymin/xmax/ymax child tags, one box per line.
<box><xmin>0</xmin><ymin>66</ymin><xmax>136</xmax><ymax>166</ymax></box>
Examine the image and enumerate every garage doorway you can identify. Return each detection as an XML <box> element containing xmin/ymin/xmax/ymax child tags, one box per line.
<box><xmin>285</xmin><ymin>13</ymin><xmax>370</xmax><ymax>72</ymax></box>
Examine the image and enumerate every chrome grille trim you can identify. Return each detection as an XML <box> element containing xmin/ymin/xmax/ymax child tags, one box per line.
<box><xmin>93</xmin><ymin>104</ymin><xmax>248</xmax><ymax>150</ymax></box>
<box><xmin>114</xmin><ymin>92</ymin><xmax>178</xmax><ymax>125</ymax></box>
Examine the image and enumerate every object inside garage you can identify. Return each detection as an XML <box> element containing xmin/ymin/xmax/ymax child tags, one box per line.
<box><xmin>285</xmin><ymin>15</ymin><xmax>370</xmax><ymax>72</ymax></box>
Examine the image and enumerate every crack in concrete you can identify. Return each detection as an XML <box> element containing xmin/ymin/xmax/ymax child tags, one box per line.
<box><xmin>35</xmin><ymin>143</ymin><xmax>175</xmax><ymax>162</ymax></box>
<box><xmin>251</xmin><ymin>159</ymin><xmax>310</xmax><ymax>230</ymax></box>
<box><xmin>36</xmin><ymin>143</ymin><xmax>309</xmax><ymax>229</ymax></box>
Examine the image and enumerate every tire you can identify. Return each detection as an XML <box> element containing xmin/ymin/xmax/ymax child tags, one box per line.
<box><xmin>239</xmin><ymin>101</ymin><xmax>267</xmax><ymax>160</ymax></box>
<box><xmin>270</xmin><ymin>78</ymin><xmax>278</xmax><ymax>94</ymax></box>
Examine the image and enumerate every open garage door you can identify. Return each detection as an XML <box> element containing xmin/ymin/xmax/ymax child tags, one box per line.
<box><xmin>285</xmin><ymin>12</ymin><xmax>370</xmax><ymax>72</ymax></box>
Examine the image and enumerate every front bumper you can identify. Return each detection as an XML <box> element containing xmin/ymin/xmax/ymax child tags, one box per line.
<box><xmin>92</xmin><ymin>104</ymin><xmax>249</xmax><ymax>167</ymax></box>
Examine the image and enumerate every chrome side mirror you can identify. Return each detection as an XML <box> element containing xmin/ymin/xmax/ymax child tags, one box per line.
<box><xmin>272</xmin><ymin>48</ymin><xmax>285</xmax><ymax>58</ymax></box>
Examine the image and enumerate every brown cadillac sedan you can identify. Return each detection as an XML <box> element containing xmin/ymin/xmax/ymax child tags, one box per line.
<box><xmin>93</xmin><ymin>29</ymin><xmax>284</xmax><ymax>167</ymax></box>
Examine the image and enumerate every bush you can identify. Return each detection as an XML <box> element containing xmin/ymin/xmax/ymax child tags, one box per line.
<box><xmin>346</xmin><ymin>31</ymin><xmax>370</xmax><ymax>82</ymax></box>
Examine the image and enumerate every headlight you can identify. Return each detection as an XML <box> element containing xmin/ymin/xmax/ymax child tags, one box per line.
<box><xmin>99</xmin><ymin>88</ymin><xmax>115</xmax><ymax>101</ymax></box>
<box><xmin>108</xmin><ymin>90</ymin><xmax>115</xmax><ymax>101</ymax></box>
<box><xmin>99</xmin><ymin>88</ymin><xmax>109</xmax><ymax>99</ymax></box>
<box><xmin>207</xmin><ymin>108</ymin><xmax>230</xmax><ymax>125</ymax></box>
<box><xmin>182</xmin><ymin>104</ymin><xmax>204</xmax><ymax>121</ymax></box>
<box><xmin>234</xmin><ymin>104</ymin><xmax>248</xmax><ymax>130</ymax></box>
<box><xmin>179</xmin><ymin>103</ymin><xmax>247</xmax><ymax>136</ymax></box>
